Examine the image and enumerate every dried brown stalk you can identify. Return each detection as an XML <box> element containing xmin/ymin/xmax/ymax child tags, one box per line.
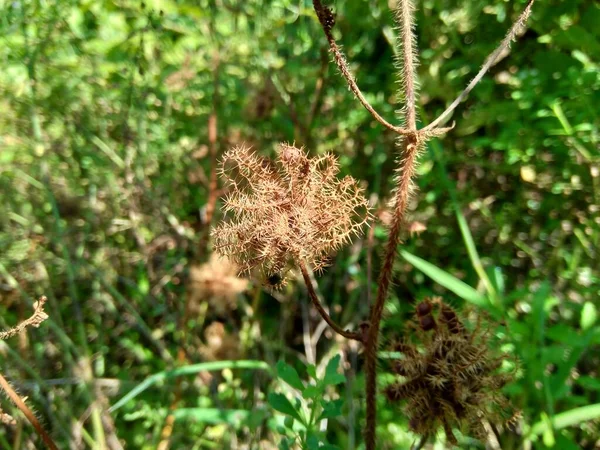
<box><xmin>0</xmin><ymin>296</ymin><xmax>57</xmax><ymax>450</ymax></box>
<box><xmin>0</xmin><ymin>296</ymin><xmax>48</xmax><ymax>340</ymax></box>
<box><xmin>424</xmin><ymin>0</ymin><xmax>536</xmax><ymax>131</ymax></box>
<box><xmin>0</xmin><ymin>373</ymin><xmax>59</xmax><ymax>450</ymax></box>
<box><xmin>299</xmin><ymin>260</ymin><xmax>361</xmax><ymax>341</ymax></box>
<box><xmin>312</xmin><ymin>0</ymin><xmax>411</xmax><ymax>136</ymax></box>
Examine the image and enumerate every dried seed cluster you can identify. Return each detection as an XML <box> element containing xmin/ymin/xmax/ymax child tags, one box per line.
<box><xmin>187</xmin><ymin>254</ymin><xmax>248</xmax><ymax>316</ymax></box>
<box><xmin>212</xmin><ymin>144</ymin><xmax>369</xmax><ymax>279</ymax></box>
<box><xmin>384</xmin><ymin>298</ymin><xmax>514</xmax><ymax>445</ymax></box>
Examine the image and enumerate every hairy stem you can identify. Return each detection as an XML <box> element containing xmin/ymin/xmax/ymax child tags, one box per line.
<box><xmin>424</xmin><ymin>0</ymin><xmax>535</xmax><ymax>130</ymax></box>
<box><xmin>364</xmin><ymin>135</ymin><xmax>420</xmax><ymax>450</ymax></box>
<box><xmin>364</xmin><ymin>2</ymin><xmax>421</xmax><ymax>447</ymax></box>
<box><xmin>312</xmin><ymin>0</ymin><xmax>411</xmax><ymax>136</ymax></box>
<box><xmin>0</xmin><ymin>372</ymin><xmax>59</xmax><ymax>450</ymax></box>
<box><xmin>396</xmin><ymin>0</ymin><xmax>418</xmax><ymax>129</ymax></box>
<box><xmin>299</xmin><ymin>260</ymin><xmax>362</xmax><ymax>342</ymax></box>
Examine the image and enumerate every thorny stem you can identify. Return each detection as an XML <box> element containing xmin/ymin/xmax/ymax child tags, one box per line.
<box><xmin>299</xmin><ymin>260</ymin><xmax>362</xmax><ymax>342</ymax></box>
<box><xmin>0</xmin><ymin>372</ymin><xmax>59</xmax><ymax>450</ymax></box>
<box><xmin>365</xmin><ymin>134</ymin><xmax>420</xmax><ymax>450</ymax></box>
<box><xmin>424</xmin><ymin>0</ymin><xmax>536</xmax><ymax>130</ymax></box>
<box><xmin>397</xmin><ymin>0</ymin><xmax>418</xmax><ymax>130</ymax></box>
<box><xmin>312</xmin><ymin>0</ymin><xmax>411</xmax><ymax>136</ymax></box>
<box><xmin>365</xmin><ymin>1</ymin><xmax>421</xmax><ymax>447</ymax></box>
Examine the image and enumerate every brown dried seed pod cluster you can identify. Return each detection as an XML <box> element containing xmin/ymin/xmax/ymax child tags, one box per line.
<box><xmin>212</xmin><ymin>144</ymin><xmax>370</xmax><ymax>277</ymax></box>
<box><xmin>187</xmin><ymin>255</ymin><xmax>248</xmax><ymax>316</ymax></box>
<box><xmin>384</xmin><ymin>298</ymin><xmax>514</xmax><ymax>446</ymax></box>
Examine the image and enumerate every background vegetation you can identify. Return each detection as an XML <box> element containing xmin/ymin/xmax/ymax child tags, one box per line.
<box><xmin>0</xmin><ymin>0</ymin><xmax>598</xmax><ymax>448</ymax></box>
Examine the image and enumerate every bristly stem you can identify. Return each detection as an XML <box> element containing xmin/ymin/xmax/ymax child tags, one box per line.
<box><xmin>0</xmin><ymin>372</ymin><xmax>59</xmax><ymax>450</ymax></box>
<box><xmin>424</xmin><ymin>0</ymin><xmax>536</xmax><ymax>130</ymax></box>
<box><xmin>396</xmin><ymin>0</ymin><xmax>418</xmax><ymax>130</ymax></box>
<box><xmin>364</xmin><ymin>135</ymin><xmax>420</xmax><ymax>450</ymax></box>
<box><xmin>299</xmin><ymin>260</ymin><xmax>362</xmax><ymax>342</ymax></box>
<box><xmin>312</xmin><ymin>0</ymin><xmax>411</xmax><ymax>136</ymax></box>
<box><xmin>364</xmin><ymin>1</ymin><xmax>420</xmax><ymax>447</ymax></box>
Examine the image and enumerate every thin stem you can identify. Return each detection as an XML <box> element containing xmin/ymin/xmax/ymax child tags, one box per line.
<box><xmin>424</xmin><ymin>0</ymin><xmax>535</xmax><ymax>131</ymax></box>
<box><xmin>396</xmin><ymin>0</ymin><xmax>418</xmax><ymax>130</ymax></box>
<box><xmin>411</xmin><ymin>434</ymin><xmax>428</xmax><ymax>450</ymax></box>
<box><xmin>299</xmin><ymin>260</ymin><xmax>362</xmax><ymax>342</ymax></box>
<box><xmin>364</xmin><ymin>135</ymin><xmax>420</xmax><ymax>450</ymax></box>
<box><xmin>0</xmin><ymin>372</ymin><xmax>59</xmax><ymax>450</ymax></box>
<box><xmin>312</xmin><ymin>0</ymin><xmax>411</xmax><ymax>136</ymax></box>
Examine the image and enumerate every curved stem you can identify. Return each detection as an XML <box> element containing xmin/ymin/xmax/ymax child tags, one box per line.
<box><xmin>424</xmin><ymin>0</ymin><xmax>535</xmax><ymax>131</ymax></box>
<box><xmin>299</xmin><ymin>260</ymin><xmax>362</xmax><ymax>342</ymax></box>
<box><xmin>312</xmin><ymin>0</ymin><xmax>411</xmax><ymax>136</ymax></box>
<box><xmin>0</xmin><ymin>372</ymin><xmax>59</xmax><ymax>450</ymax></box>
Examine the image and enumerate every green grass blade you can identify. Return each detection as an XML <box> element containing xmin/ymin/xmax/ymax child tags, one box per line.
<box><xmin>173</xmin><ymin>408</ymin><xmax>251</xmax><ymax>425</ymax></box>
<box><xmin>110</xmin><ymin>360</ymin><xmax>272</xmax><ymax>412</ymax></box>
<box><xmin>400</xmin><ymin>249</ymin><xmax>489</xmax><ymax>308</ymax></box>
<box><xmin>529</xmin><ymin>403</ymin><xmax>600</xmax><ymax>438</ymax></box>
<box><xmin>428</xmin><ymin>139</ymin><xmax>499</xmax><ymax>305</ymax></box>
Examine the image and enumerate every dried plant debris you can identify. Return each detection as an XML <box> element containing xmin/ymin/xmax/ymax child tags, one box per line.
<box><xmin>0</xmin><ymin>408</ymin><xmax>16</xmax><ymax>425</ymax></box>
<box><xmin>384</xmin><ymin>298</ymin><xmax>515</xmax><ymax>446</ymax></box>
<box><xmin>212</xmin><ymin>144</ymin><xmax>370</xmax><ymax>277</ymax></box>
<box><xmin>199</xmin><ymin>321</ymin><xmax>240</xmax><ymax>361</ymax></box>
<box><xmin>187</xmin><ymin>255</ymin><xmax>248</xmax><ymax>316</ymax></box>
<box><xmin>0</xmin><ymin>296</ymin><xmax>49</xmax><ymax>340</ymax></box>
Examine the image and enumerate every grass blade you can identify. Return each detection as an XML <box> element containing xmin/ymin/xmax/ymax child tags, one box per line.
<box><xmin>528</xmin><ymin>403</ymin><xmax>600</xmax><ymax>438</ymax></box>
<box><xmin>400</xmin><ymin>249</ymin><xmax>489</xmax><ymax>308</ymax></box>
<box><xmin>110</xmin><ymin>360</ymin><xmax>272</xmax><ymax>412</ymax></box>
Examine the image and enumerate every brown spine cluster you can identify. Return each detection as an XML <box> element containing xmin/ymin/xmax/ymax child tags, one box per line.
<box><xmin>212</xmin><ymin>144</ymin><xmax>370</xmax><ymax>280</ymax></box>
<box><xmin>384</xmin><ymin>299</ymin><xmax>514</xmax><ymax>446</ymax></box>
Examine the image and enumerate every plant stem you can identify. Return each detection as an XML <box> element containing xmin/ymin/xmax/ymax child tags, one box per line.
<box><xmin>424</xmin><ymin>0</ymin><xmax>536</xmax><ymax>130</ymax></box>
<box><xmin>364</xmin><ymin>1</ymin><xmax>421</xmax><ymax>446</ymax></box>
<box><xmin>364</xmin><ymin>134</ymin><xmax>420</xmax><ymax>450</ymax></box>
<box><xmin>0</xmin><ymin>372</ymin><xmax>59</xmax><ymax>450</ymax></box>
<box><xmin>312</xmin><ymin>0</ymin><xmax>411</xmax><ymax>136</ymax></box>
<box><xmin>299</xmin><ymin>260</ymin><xmax>362</xmax><ymax>342</ymax></box>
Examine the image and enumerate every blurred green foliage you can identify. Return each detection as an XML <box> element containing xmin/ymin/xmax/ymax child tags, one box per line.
<box><xmin>0</xmin><ymin>0</ymin><xmax>598</xmax><ymax>448</ymax></box>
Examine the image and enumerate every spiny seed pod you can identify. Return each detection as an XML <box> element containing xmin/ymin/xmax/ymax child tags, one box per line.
<box><xmin>384</xmin><ymin>299</ymin><xmax>516</xmax><ymax>447</ymax></box>
<box><xmin>212</xmin><ymin>144</ymin><xmax>370</xmax><ymax>276</ymax></box>
<box><xmin>439</xmin><ymin>303</ymin><xmax>463</xmax><ymax>334</ymax></box>
<box><xmin>415</xmin><ymin>300</ymin><xmax>436</xmax><ymax>331</ymax></box>
<box><xmin>416</xmin><ymin>300</ymin><xmax>433</xmax><ymax>317</ymax></box>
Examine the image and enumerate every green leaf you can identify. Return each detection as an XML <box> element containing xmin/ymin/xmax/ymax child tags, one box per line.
<box><xmin>529</xmin><ymin>403</ymin><xmax>600</xmax><ymax>438</ymax></box>
<box><xmin>400</xmin><ymin>250</ymin><xmax>489</xmax><ymax>308</ymax></box>
<box><xmin>318</xmin><ymin>399</ymin><xmax>343</xmax><ymax>421</ymax></box>
<box><xmin>268</xmin><ymin>392</ymin><xmax>304</xmax><ymax>424</ymax></box>
<box><xmin>306</xmin><ymin>433</ymin><xmax>320</xmax><ymax>450</ymax></box>
<box><xmin>276</xmin><ymin>360</ymin><xmax>305</xmax><ymax>391</ymax></box>
<box><xmin>306</xmin><ymin>364</ymin><xmax>317</xmax><ymax>380</ymax></box>
<box><xmin>323</xmin><ymin>355</ymin><xmax>345</xmax><ymax>386</ymax></box>
<box><xmin>302</xmin><ymin>385</ymin><xmax>321</xmax><ymax>399</ymax></box>
<box><xmin>580</xmin><ymin>302</ymin><xmax>598</xmax><ymax>330</ymax></box>
<box><xmin>279</xmin><ymin>436</ymin><xmax>294</xmax><ymax>450</ymax></box>
<box><xmin>283</xmin><ymin>416</ymin><xmax>295</xmax><ymax>430</ymax></box>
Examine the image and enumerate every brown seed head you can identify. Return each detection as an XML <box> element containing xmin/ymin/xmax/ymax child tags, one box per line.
<box><xmin>385</xmin><ymin>300</ymin><xmax>515</xmax><ymax>446</ymax></box>
<box><xmin>212</xmin><ymin>144</ymin><xmax>370</xmax><ymax>275</ymax></box>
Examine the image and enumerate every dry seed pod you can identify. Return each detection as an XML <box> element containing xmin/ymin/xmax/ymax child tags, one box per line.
<box><xmin>385</xmin><ymin>299</ymin><xmax>516</xmax><ymax>446</ymax></box>
<box><xmin>212</xmin><ymin>144</ymin><xmax>370</xmax><ymax>275</ymax></box>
